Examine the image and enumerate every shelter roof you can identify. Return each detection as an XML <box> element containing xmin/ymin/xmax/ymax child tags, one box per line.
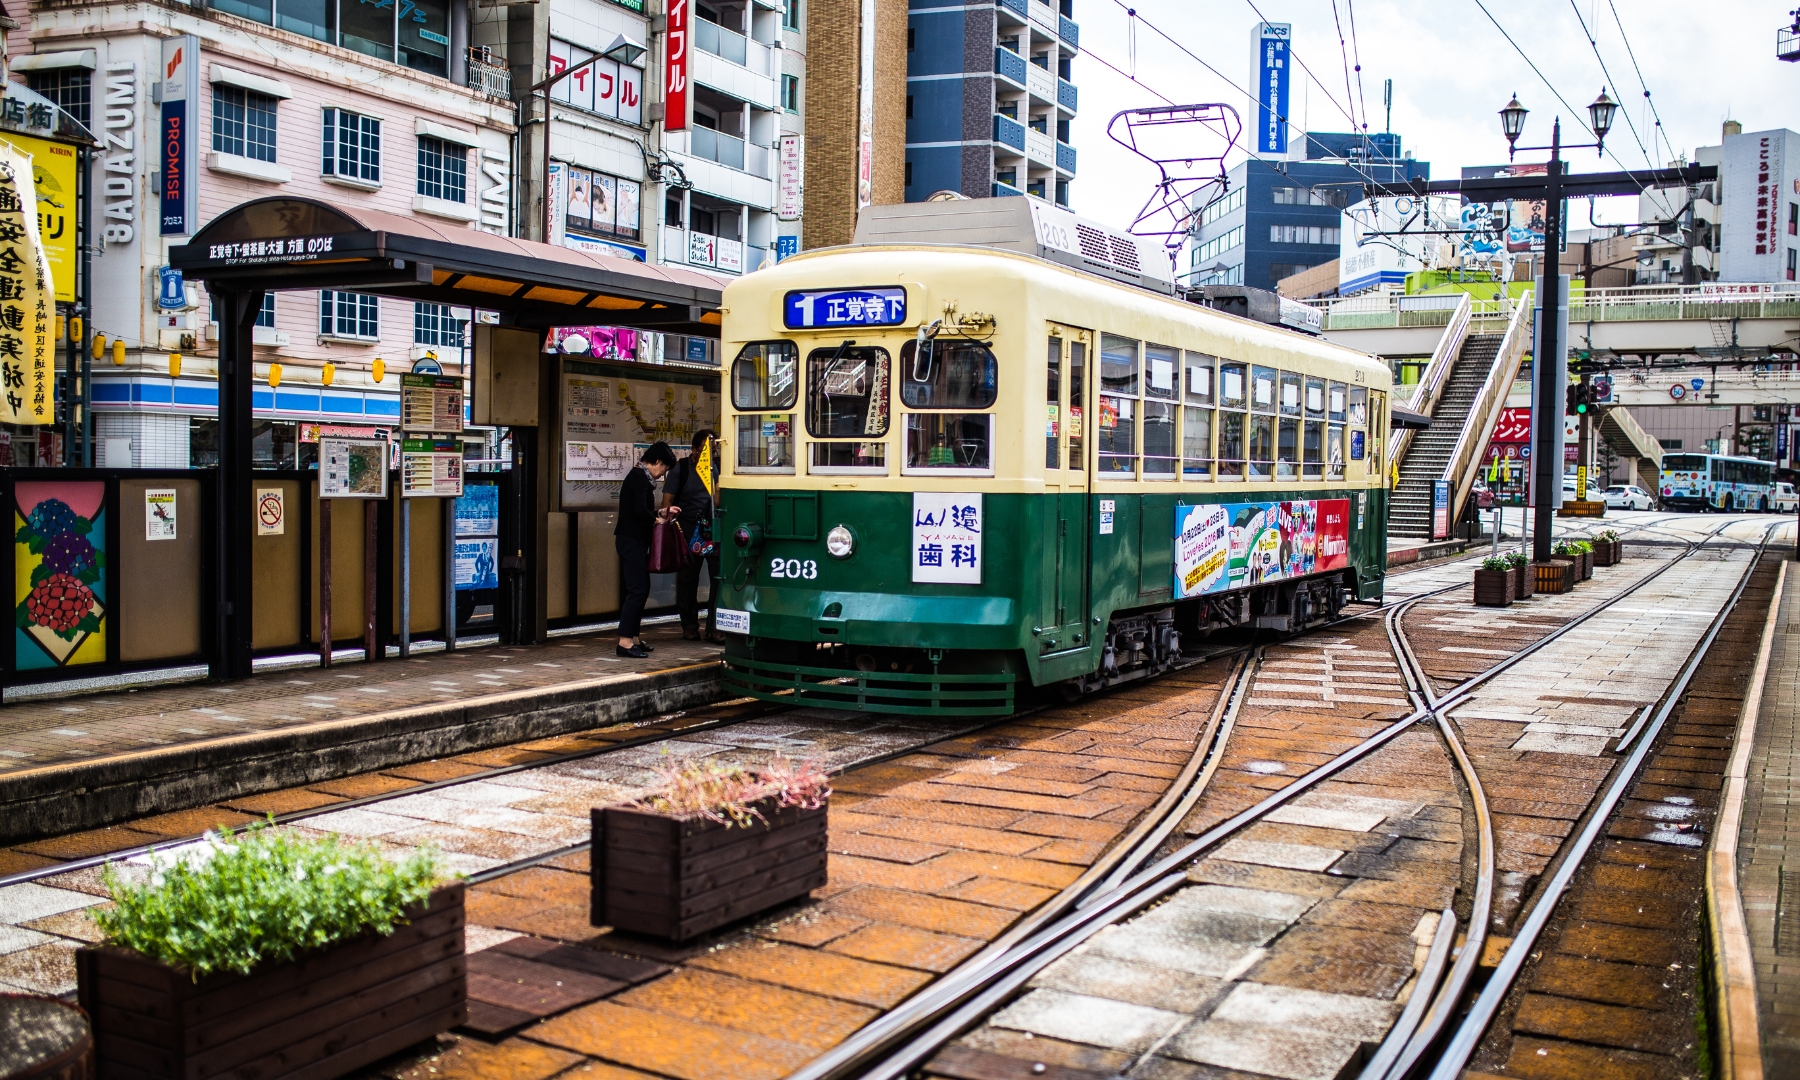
<box><xmin>169</xmin><ymin>198</ymin><xmax>723</xmax><ymax>336</ymax></box>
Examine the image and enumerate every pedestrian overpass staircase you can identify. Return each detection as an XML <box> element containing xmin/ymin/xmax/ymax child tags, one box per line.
<box><xmin>1382</xmin><ymin>293</ymin><xmax>1534</xmax><ymax>538</ymax></box>
<box><xmin>1596</xmin><ymin>405</ymin><xmax>1664</xmax><ymax>494</ymax></box>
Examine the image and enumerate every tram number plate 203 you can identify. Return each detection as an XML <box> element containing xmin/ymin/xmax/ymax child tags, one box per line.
<box><xmin>769</xmin><ymin>557</ymin><xmax>819</xmax><ymax>580</ymax></box>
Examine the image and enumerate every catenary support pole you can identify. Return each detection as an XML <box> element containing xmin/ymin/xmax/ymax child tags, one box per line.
<box><xmin>400</xmin><ymin>496</ymin><xmax>411</xmax><ymax>659</ymax></box>
<box><xmin>319</xmin><ymin>497</ymin><xmax>332</xmax><ymax>668</ymax></box>
<box><xmin>1532</xmin><ymin>120</ymin><xmax>1564</xmax><ymax>565</ymax></box>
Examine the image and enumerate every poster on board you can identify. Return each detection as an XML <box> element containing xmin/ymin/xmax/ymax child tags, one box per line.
<box><xmin>256</xmin><ymin>487</ymin><xmax>285</xmax><ymax>535</ymax></box>
<box><xmin>144</xmin><ymin>489</ymin><xmax>177</xmax><ymax>540</ymax></box>
<box><xmin>319</xmin><ymin>438</ymin><xmax>388</xmax><ymax>498</ymax></box>
<box><xmin>1172</xmin><ymin>499</ymin><xmax>1350</xmax><ymax>596</ymax></box>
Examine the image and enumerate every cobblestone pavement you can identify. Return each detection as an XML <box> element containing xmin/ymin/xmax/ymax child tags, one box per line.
<box><xmin>1739</xmin><ymin>559</ymin><xmax>1800</xmax><ymax>1076</ymax></box>
<box><xmin>0</xmin><ymin>623</ymin><xmax>719</xmax><ymax>775</ymax></box>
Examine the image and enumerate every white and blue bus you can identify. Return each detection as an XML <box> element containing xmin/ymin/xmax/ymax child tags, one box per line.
<box><xmin>1660</xmin><ymin>453</ymin><xmax>1775</xmax><ymax>511</ymax></box>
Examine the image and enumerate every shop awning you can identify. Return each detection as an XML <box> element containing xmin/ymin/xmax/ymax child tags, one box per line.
<box><xmin>169</xmin><ymin>197</ymin><xmax>724</xmax><ymax>336</ymax></box>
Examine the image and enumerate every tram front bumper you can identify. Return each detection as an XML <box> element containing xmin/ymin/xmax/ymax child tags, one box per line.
<box><xmin>738</xmin><ymin>588</ymin><xmax>1020</xmax><ymax>650</ymax></box>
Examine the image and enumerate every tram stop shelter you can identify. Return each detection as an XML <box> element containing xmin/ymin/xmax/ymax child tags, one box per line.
<box><xmin>170</xmin><ymin>197</ymin><xmax>724</xmax><ymax>681</ymax></box>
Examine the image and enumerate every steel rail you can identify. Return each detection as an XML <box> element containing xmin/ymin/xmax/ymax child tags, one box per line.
<box><xmin>798</xmin><ymin>519</ymin><xmax>1745</xmax><ymax>1080</ymax></box>
<box><xmin>1426</xmin><ymin>519</ymin><xmax>1781</xmax><ymax>1080</ymax></box>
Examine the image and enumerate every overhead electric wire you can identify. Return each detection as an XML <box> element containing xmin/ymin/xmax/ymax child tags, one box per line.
<box><xmin>1606</xmin><ymin>0</ymin><xmax>1680</xmax><ymax>167</ymax></box>
<box><xmin>1083</xmin><ymin>43</ymin><xmax>1173</xmax><ymax>106</ymax></box>
<box><xmin>1239</xmin><ymin>0</ymin><xmax>1373</xmax><ymax>147</ymax></box>
<box><xmin>1328</xmin><ymin>1</ymin><xmax>1361</xmax><ymax>134</ymax></box>
<box><xmin>1347</xmin><ymin>0</ymin><xmax>1372</xmax><ymax>142</ymax></box>
<box><xmin>1109</xmin><ymin>0</ymin><xmax>1401</xmax><ymax>198</ymax></box>
<box><xmin>1564</xmin><ymin>0</ymin><xmax>1675</xmax><ymax>218</ymax></box>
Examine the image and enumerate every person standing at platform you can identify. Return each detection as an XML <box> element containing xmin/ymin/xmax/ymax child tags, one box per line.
<box><xmin>616</xmin><ymin>442</ymin><xmax>677</xmax><ymax>657</ymax></box>
<box><xmin>664</xmin><ymin>429</ymin><xmax>723</xmax><ymax>642</ymax></box>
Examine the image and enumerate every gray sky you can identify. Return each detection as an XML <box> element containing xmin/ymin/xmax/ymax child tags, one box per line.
<box><xmin>1068</xmin><ymin>1</ymin><xmax>1796</xmax><ymax>235</ymax></box>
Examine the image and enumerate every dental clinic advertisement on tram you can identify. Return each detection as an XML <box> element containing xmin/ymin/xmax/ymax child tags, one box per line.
<box><xmin>1174</xmin><ymin>499</ymin><xmax>1350</xmax><ymax>598</ymax></box>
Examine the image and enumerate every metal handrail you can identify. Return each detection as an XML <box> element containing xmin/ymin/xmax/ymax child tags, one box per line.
<box><xmin>1441</xmin><ymin>289</ymin><xmax>1533</xmax><ymax>523</ymax></box>
<box><xmin>1386</xmin><ymin>291</ymin><xmax>1471</xmax><ymax>468</ymax></box>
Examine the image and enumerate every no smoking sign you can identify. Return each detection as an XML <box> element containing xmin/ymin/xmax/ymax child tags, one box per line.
<box><xmin>256</xmin><ymin>487</ymin><xmax>285</xmax><ymax>536</ymax></box>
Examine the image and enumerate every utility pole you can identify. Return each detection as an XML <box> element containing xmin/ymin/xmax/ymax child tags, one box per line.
<box><xmin>1533</xmin><ymin>126</ymin><xmax>1565</xmax><ymax>561</ymax></box>
<box><xmin>1577</xmin><ymin>369</ymin><xmax>1592</xmax><ymax>502</ymax></box>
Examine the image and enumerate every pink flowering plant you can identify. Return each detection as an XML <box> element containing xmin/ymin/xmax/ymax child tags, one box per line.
<box><xmin>628</xmin><ymin>754</ymin><xmax>832</xmax><ymax>828</ymax></box>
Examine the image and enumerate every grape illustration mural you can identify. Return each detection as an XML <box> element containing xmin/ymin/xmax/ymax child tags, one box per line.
<box><xmin>14</xmin><ymin>482</ymin><xmax>107</xmax><ymax>668</ymax></box>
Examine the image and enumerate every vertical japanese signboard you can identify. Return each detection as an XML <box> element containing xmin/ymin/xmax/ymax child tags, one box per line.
<box><xmin>1432</xmin><ymin>481</ymin><xmax>1451</xmax><ymax>540</ymax></box>
<box><xmin>911</xmin><ymin>493</ymin><xmax>981</xmax><ymax>584</ymax></box>
<box><xmin>159</xmin><ymin>35</ymin><xmax>200</xmax><ymax>237</ymax></box>
<box><xmin>777</xmin><ymin>135</ymin><xmax>803</xmax><ymax>221</ymax></box>
<box><xmin>857</xmin><ymin>0</ymin><xmax>876</xmax><ymax>206</ymax></box>
<box><xmin>1251</xmin><ymin>23</ymin><xmax>1291</xmax><ymax>155</ymax></box>
<box><xmin>664</xmin><ymin>0</ymin><xmax>689</xmax><ymax>131</ymax></box>
<box><xmin>0</xmin><ymin>142</ymin><xmax>53</xmax><ymax>425</ymax></box>
<box><xmin>401</xmin><ymin>438</ymin><xmax>465</xmax><ymax>498</ymax></box>
<box><xmin>0</xmin><ymin>134</ymin><xmax>76</xmax><ymax>303</ymax></box>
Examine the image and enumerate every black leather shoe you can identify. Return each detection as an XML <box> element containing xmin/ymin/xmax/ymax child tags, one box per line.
<box><xmin>616</xmin><ymin>643</ymin><xmax>649</xmax><ymax>658</ymax></box>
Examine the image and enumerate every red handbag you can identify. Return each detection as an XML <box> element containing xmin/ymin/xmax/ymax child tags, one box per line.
<box><xmin>648</xmin><ymin>518</ymin><xmax>689</xmax><ymax>573</ymax></box>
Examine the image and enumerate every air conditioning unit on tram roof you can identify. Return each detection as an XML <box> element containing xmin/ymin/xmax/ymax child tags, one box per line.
<box><xmin>851</xmin><ymin>196</ymin><xmax>1176</xmax><ymax>294</ymax></box>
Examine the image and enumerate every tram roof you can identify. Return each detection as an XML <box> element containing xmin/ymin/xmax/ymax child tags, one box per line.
<box><xmin>170</xmin><ymin>197</ymin><xmax>724</xmax><ymax>337</ymax></box>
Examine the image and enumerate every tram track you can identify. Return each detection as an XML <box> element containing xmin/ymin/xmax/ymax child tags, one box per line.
<box><xmin>798</xmin><ymin>519</ymin><xmax>1763</xmax><ymax>1080</ymax></box>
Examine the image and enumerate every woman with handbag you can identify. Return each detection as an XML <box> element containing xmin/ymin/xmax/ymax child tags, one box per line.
<box><xmin>616</xmin><ymin>441</ymin><xmax>678</xmax><ymax>658</ymax></box>
<box><xmin>663</xmin><ymin>429</ymin><xmax>723</xmax><ymax>643</ymax></box>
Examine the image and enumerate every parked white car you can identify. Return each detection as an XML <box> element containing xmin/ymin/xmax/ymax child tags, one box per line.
<box><xmin>1603</xmin><ymin>485</ymin><xmax>1655</xmax><ymax>511</ymax></box>
<box><xmin>1774</xmin><ymin>482</ymin><xmax>1799</xmax><ymax>513</ymax></box>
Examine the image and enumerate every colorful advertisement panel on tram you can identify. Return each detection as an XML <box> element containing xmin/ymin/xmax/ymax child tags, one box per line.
<box><xmin>1174</xmin><ymin>499</ymin><xmax>1350</xmax><ymax>599</ymax></box>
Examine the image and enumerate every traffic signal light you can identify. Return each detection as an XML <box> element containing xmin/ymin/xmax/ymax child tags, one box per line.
<box><xmin>1565</xmin><ymin>382</ymin><xmax>1595</xmax><ymax>415</ymax></box>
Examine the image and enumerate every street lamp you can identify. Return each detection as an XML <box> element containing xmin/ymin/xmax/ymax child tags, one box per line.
<box><xmin>1498</xmin><ymin>92</ymin><xmax>1618</xmax><ymax>561</ymax></box>
<box><xmin>525</xmin><ymin>33</ymin><xmax>649</xmax><ymax>241</ymax></box>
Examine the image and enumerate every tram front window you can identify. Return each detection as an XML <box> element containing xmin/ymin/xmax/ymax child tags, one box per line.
<box><xmin>806</xmin><ymin>344</ymin><xmax>890</xmax><ymax>470</ymax></box>
<box><xmin>899</xmin><ymin>340</ymin><xmax>997</xmax><ymax>472</ymax></box>
<box><xmin>905</xmin><ymin>414</ymin><xmax>993</xmax><ymax>471</ymax></box>
<box><xmin>731</xmin><ymin>341</ymin><xmax>798</xmax><ymax>470</ymax></box>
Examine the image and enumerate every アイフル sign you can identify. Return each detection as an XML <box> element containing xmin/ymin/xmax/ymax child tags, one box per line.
<box><xmin>664</xmin><ymin>0</ymin><xmax>689</xmax><ymax>131</ymax></box>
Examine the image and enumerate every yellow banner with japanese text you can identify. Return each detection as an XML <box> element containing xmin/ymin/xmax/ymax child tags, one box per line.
<box><xmin>0</xmin><ymin>143</ymin><xmax>54</xmax><ymax>425</ymax></box>
<box><xmin>0</xmin><ymin>133</ymin><xmax>75</xmax><ymax>303</ymax></box>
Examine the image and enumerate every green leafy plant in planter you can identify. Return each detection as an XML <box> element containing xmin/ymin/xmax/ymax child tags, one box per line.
<box><xmin>89</xmin><ymin>820</ymin><xmax>447</xmax><ymax>978</ymax></box>
<box><xmin>1505</xmin><ymin>552</ymin><xmax>1529</xmax><ymax>569</ymax></box>
<box><xmin>1595</xmin><ymin>529</ymin><xmax>1621</xmax><ymax>544</ymax></box>
<box><xmin>1481</xmin><ymin>556</ymin><xmax>1510</xmax><ymax>571</ymax></box>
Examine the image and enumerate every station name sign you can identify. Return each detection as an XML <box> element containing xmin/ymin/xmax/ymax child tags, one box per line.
<box><xmin>784</xmin><ymin>287</ymin><xmax>906</xmax><ymax>329</ymax></box>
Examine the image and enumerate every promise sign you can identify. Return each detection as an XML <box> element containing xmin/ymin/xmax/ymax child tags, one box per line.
<box><xmin>159</xmin><ymin>35</ymin><xmax>200</xmax><ymax>237</ymax></box>
<box><xmin>664</xmin><ymin>0</ymin><xmax>689</xmax><ymax>131</ymax></box>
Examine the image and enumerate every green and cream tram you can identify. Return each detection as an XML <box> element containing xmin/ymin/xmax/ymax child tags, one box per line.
<box><xmin>712</xmin><ymin>209</ymin><xmax>1392</xmax><ymax>716</ymax></box>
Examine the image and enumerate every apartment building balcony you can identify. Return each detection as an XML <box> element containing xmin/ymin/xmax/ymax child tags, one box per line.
<box><xmin>995</xmin><ymin>47</ymin><xmax>1028</xmax><ymax>89</ymax></box>
<box><xmin>1056</xmin><ymin>140</ymin><xmax>1076</xmax><ymax>176</ymax></box>
<box><xmin>660</xmin><ymin>225</ymin><xmax>766</xmax><ymax>275</ymax></box>
<box><xmin>1027</xmin><ymin>0</ymin><xmax>1058</xmax><ymax>37</ymax></box>
<box><xmin>1025</xmin><ymin>60</ymin><xmax>1056</xmax><ymax>105</ymax></box>
<box><xmin>665</xmin><ymin>130</ymin><xmax>777</xmax><ymax>210</ymax></box>
<box><xmin>1024</xmin><ymin>125</ymin><xmax>1055</xmax><ymax>168</ymax></box>
<box><xmin>1057</xmin><ymin>78</ymin><xmax>1077</xmax><ymax>113</ymax></box>
<box><xmin>464</xmin><ymin>47</ymin><xmax>511</xmax><ymax>100</ymax></box>
<box><xmin>694</xmin><ymin>19</ymin><xmax>779</xmax><ymax>108</ymax></box>
<box><xmin>997</xmin><ymin>0</ymin><xmax>1029</xmax><ymax>26</ymax></box>
<box><xmin>1059</xmin><ymin>15</ymin><xmax>1079</xmax><ymax>50</ymax></box>
<box><xmin>994</xmin><ymin>181</ymin><xmax>1024</xmax><ymax>198</ymax></box>
<box><xmin>994</xmin><ymin>113</ymin><xmax>1026</xmax><ymax>153</ymax></box>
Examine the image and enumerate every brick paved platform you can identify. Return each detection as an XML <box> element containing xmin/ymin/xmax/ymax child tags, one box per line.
<box><xmin>0</xmin><ymin>623</ymin><xmax>723</xmax><ymax>842</ymax></box>
<box><xmin>1737</xmin><ymin>562</ymin><xmax>1800</xmax><ymax>1076</ymax></box>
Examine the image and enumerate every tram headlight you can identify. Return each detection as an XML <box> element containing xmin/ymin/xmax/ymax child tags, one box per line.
<box><xmin>826</xmin><ymin>525</ymin><xmax>856</xmax><ymax>559</ymax></box>
<box><xmin>733</xmin><ymin>523</ymin><xmax>763</xmax><ymax>551</ymax></box>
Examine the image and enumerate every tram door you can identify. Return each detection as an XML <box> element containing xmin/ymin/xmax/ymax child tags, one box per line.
<box><xmin>1045</xmin><ymin>325</ymin><xmax>1092</xmax><ymax>652</ymax></box>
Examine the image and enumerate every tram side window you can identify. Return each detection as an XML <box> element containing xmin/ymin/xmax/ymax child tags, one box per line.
<box><xmin>1098</xmin><ymin>334</ymin><xmax>1139</xmax><ymax>474</ymax></box>
<box><xmin>1217</xmin><ymin>361</ymin><xmax>1246</xmax><ymax>480</ymax></box>
<box><xmin>1368</xmin><ymin>390</ymin><xmax>1387</xmax><ymax>479</ymax></box>
<box><xmin>1046</xmin><ymin>337</ymin><xmax>1062</xmax><ymax>469</ymax></box>
<box><xmin>900</xmin><ymin>340</ymin><xmax>997</xmax><ymax>472</ymax></box>
<box><xmin>1069</xmin><ymin>338</ymin><xmax>1086</xmax><ymax>468</ymax></box>
<box><xmin>1248</xmin><ymin>365</ymin><xmax>1277</xmax><ymax>480</ymax></box>
<box><xmin>1326</xmin><ymin>423</ymin><xmax>1345</xmax><ymax>480</ymax></box>
<box><xmin>1328</xmin><ymin>380</ymin><xmax>1347</xmax><ymax>423</ymax></box>
<box><xmin>1183</xmin><ymin>351</ymin><xmax>1214</xmax><ymax>478</ymax></box>
<box><xmin>1144</xmin><ymin>344</ymin><xmax>1178</xmax><ymax>476</ymax></box>
<box><xmin>1347</xmin><ymin>386</ymin><xmax>1368</xmax><ymax>467</ymax></box>
<box><xmin>806</xmin><ymin>345</ymin><xmax>890</xmax><ymax>470</ymax></box>
<box><xmin>1303</xmin><ymin>376</ymin><xmax>1326</xmax><ymax>481</ymax></box>
<box><xmin>731</xmin><ymin>341</ymin><xmax>798</xmax><ymax>471</ymax></box>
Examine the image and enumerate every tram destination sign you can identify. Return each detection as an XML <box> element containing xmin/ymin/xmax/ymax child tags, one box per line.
<box><xmin>784</xmin><ymin>287</ymin><xmax>906</xmax><ymax>330</ymax></box>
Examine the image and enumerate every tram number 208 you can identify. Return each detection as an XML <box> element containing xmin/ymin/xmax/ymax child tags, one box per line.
<box><xmin>770</xmin><ymin>558</ymin><xmax>820</xmax><ymax>580</ymax></box>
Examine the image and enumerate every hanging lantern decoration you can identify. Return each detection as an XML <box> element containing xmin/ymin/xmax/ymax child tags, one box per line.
<box><xmin>92</xmin><ymin>333</ymin><xmax>106</xmax><ymax>360</ymax></box>
<box><xmin>268</xmin><ymin>363</ymin><xmax>282</xmax><ymax>389</ymax></box>
<box><xmin>321</xmin><ymin>362</ymin><xmax>336</xmax><ymax>387</ymax></box>
<box><xmin>371</xmin><ymin>357</ymin><xmax>385</xmax><ymax>383</ymax></box>
<box><xmin>111</xmin><ymin>340</ymin><xmax>125</xmax><ymax>366</ymax></box>
<box><xmin>68</xmin><ymin>317</ymin><xmax>80</xmax><ymax>342</ymax></box>
<box><xmin>168</xmin><ymin>353</ymin><xmax>181</xmax><ymax>379</ymax></box>
<box><xmin>53</xmin><ymin>315</ymin><xmax>63</xmax><ymax>341</ymax></box>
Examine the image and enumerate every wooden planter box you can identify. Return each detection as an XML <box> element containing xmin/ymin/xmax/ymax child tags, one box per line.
<box><xmin>1513</xmin><ymin>564</ymin><xmax>1534</xmax><ymax>598</ymax></box>
<box><xmin>1534</xmin><ymin>560</ymin><xmax>1573</xmax><ymax>594</ymax></box>
<box><xmin>592</xmin><ymin>797</ymin><xmax>829</xmax><ymax>942</ymax></box>
<box><xmin>1473</xmin><ymin>568</ymin><xmax>1515</xmax><ymax>607</ymax></box>
<box><xmin>1592</xmin><ymin>540</ymin><xmax>1621</xmax><ymax>567</ymax></box>
<box><xmin>77</xmin><ymin>884</ymin><xmax>465</xmax><ymax>1080</ymax></box>
<box><xmin>1578</xmin><ymin>551</ymin><xmax>1593</xmax><ymax>580</ymax></box>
